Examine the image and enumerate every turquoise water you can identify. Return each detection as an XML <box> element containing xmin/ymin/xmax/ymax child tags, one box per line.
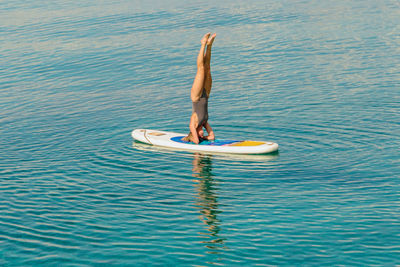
<box><xmin>1</xmin><ymin>0</ymin><xmax>399</xmax><ymax>265</ymax></box>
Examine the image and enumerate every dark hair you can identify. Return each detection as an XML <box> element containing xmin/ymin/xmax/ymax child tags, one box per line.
<box><xmin>182</xmin><ymin>132</ymin><xmax>193</xmax><ymax>142</ymax></box>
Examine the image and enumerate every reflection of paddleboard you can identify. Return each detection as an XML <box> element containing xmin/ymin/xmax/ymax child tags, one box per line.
<box><xmin>131</xmin><ymin>129</ymin><xmax>279</xmax><ymax>154</ymax></box>
<box><xmin>133</xmin><ymin>141</ymin><xmax>279</xmax><ymax>161</ymax></box>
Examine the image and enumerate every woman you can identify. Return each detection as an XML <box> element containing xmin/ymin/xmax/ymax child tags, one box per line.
<box><xmin>183</xmin><ymin>33</ymin><xmax>217</xmax><ymax>144</ymax></box>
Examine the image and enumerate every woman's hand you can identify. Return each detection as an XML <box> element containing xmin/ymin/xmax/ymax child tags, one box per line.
<box><xmin>205</xmin><ymin>131</ymin><xmax>215</xmax><ymax>141</ymax></box>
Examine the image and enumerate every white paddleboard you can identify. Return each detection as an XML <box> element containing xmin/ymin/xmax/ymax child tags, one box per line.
<box><xmin>131</xmin><ymin>129</ymin><xmax>279</xmax><ymax>154</ymax></box>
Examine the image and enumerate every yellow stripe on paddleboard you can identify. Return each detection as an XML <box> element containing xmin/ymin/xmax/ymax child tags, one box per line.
<box><xmin>230</xmin><ymin>141</ymin><xmax>266</xmax><ymax>146</ymax></box>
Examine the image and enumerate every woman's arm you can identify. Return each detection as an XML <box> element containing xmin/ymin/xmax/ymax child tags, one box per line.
<box><xmin>190</xmin><ymin>125</ymin><xmax>200</xmax><ymax>144</ymax></box>
<box><xmin>203</xmin><ymin>122</ymin><xmax>215</xmax><ymax>140</ymax></box>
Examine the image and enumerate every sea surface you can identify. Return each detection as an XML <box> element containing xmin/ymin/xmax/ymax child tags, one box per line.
<box><xmin>1</xmin><ymin>0</ymin><xmax>399</xmax><ymax>265</ymax></box>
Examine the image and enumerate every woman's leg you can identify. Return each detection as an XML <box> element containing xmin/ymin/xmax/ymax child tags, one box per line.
<box><xmin>190</xmin><ymin>33</ymin><xmax>210</xmax><ymax>102</ymax></box>
<box><xmin>203</xmin><ymin>33</ymin><xmax>216</xmax><ymax>97</ymax></box>
<box><xmin>202</xmin><ymin>34</ymin><xmax>216</xmax><ymax>140</ymax></box>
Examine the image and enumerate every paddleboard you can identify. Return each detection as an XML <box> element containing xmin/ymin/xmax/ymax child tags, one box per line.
<box><xmin>131</xmin><ymin>129</ymin><xmax>278</xmax><ymax>154</ymax></box>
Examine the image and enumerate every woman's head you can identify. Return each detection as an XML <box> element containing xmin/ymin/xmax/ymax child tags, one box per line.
<box><xmin>182</xmin><ymin>132</ymin><xmax>194</xmax><ymax>142</ymax></box>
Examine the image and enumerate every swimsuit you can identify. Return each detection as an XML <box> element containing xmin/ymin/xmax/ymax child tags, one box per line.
<box><xmin>192</xmin><ymin>88</ymin><xmax>208</xmax><ymax>127</ymax></box>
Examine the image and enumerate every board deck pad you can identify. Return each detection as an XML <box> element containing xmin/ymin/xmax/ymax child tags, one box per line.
<box><xmin>170</xmin><ymin>136</ymin><xmax>238</xmax><ymax>146</ymax></box>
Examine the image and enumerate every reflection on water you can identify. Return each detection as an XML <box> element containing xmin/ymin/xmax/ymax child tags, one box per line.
<box><xmin>191</xmin><ymin>153</ymin><xmax>227</xmax><ymax>255</ymax></box>
<box><xmin>133</xmin><ymin>141</ymin><xmax>280</xmax><ymax>162</ymax></box>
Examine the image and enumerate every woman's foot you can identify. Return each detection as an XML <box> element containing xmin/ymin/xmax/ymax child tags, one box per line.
<box><xmin>201</xmin><ymin>33</ymin><xmax>211</xmax><ymax>45</ymax></box>
<box><xmin>207</xmin><ymin>33</ymin><xmax>216</xmax><ymax>46</ymax></box>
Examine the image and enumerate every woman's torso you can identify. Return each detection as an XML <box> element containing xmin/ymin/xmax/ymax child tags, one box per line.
<box><xmin>192</xmin><ymin>88</ymin><xmax>208</xmax><ymax>126</ymax></box>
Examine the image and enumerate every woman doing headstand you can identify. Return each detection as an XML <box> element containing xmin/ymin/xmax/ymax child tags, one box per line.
<box><xmin>182</xmin><ymin>33</ymin><xmax>217</xmax><ymax>144</ymax></box>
